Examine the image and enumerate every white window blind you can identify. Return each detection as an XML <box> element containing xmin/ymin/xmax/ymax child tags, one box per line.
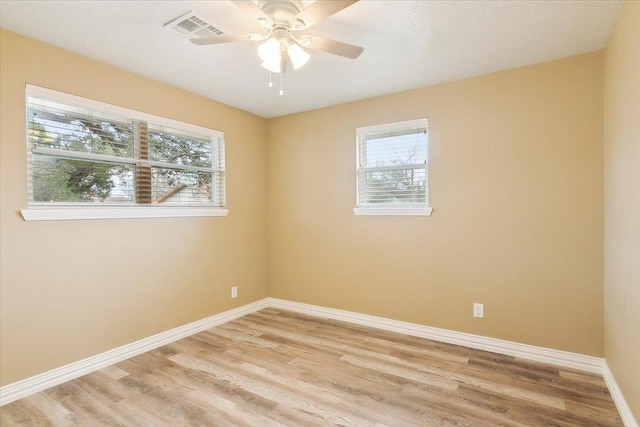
<box><xmin>24</xmin><ymin>85</ymin><xmax>226</xmax><ymax>216</ymax></box>
<box><xmin>355</xmin><ymin>118</ymin><xmax>431</xmax><ymax>216</ymax></box>
<box><xmin>147</xmin><ymin>123</ymin><xmax>225</xmax><ymax>206</ymax></box>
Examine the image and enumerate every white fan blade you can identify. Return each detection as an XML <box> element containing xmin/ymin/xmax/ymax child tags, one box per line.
<box><xmin>231</xmin><ymin>0</ymin><xmax>270</xmax><ymax>22</ymax></box>
<box><xmin>301</xmin><ymin>35</ymin><xmax>363</xmax><ymax>59</ymax></box>
<box><xmin>190</xmin><ymin>34</ymin><xmax>256</xmax><ymax>45</ymax></box>
<box><xmin>294</xmin><ymin>0</ymin><xmax>358</xmax><ymax>29</ymax></box>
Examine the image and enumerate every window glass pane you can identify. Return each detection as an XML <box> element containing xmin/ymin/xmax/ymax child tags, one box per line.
<box><xmin>364</xmin><ymin>130</ymin><xmax>427</xmax><ymax>168</ymax></box>
<box><xmin>148</xmin><ymin>125</ymin><xmax>213</xmax><ymax>168</ymax></box>
<box><xmin>151</xmin><ymin>167</ymin><xmax>213</xmax><ymax>205</ymax></box>
<box><xmin>31</xmin><ymin>154</ymin><xmax>134</xmax><ymax>203</ymax></box>
<box><xmin>28</xmin><ymin>98</ymin><xmax>134</xmax><ymax>158</ymax></box>
<box><xmin>362</xmin><ymin>167</ymin><xmax>427</xmax><ymax>204</ymax></box>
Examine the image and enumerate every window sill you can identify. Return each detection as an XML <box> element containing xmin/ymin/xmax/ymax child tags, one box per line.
<box><xmin>353</xmin><ymin>207</ymin><xmax>433</xmax><ymax>216</ymax></box>
<box><xmin>20</xmin><ymin>206</ymin><xmax>229</xmax><ymax>221</ymax></box>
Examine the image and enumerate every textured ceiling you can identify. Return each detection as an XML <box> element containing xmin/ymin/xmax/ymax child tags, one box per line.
<box><xmin>0</xmin><ymin>0</ymin><xmax>623</xmax><ymax>118</ymax></box>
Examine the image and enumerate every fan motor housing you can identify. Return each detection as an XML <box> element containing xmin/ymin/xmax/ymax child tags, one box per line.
<box><xmin>259</xmin><ymin>0</ymin><xmax>304</xmax><ymax>25</ymax></box>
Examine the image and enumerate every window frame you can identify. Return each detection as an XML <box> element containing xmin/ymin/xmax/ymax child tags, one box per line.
<box><xmin>21</xmin><ymin>85</ymin><xmax>228</xmax><ymax>221</ymax></box>
<box><xmin>353</xmin><ymin>118</ymin><xmax>432</xmax><ymax>216</ymax></box>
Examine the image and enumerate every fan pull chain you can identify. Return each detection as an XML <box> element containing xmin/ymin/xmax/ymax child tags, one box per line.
<box><xmin>268</xmin><ymin>72</ymin><xmax>274</xmax><ymax>88</ymax></box>
<box><xmin>279</xmin><ymin>72</ymin><xmax>284</xmax><ymax>96</ymax></box>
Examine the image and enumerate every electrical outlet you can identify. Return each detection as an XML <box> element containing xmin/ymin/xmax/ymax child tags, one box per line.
<box><xmin>473</xmin><ymin>303</ymin><xmax>484</xmax><ymax>318</ymax></box>
<box><xmin>231</xmin><ymin>286</ymin><xmax>238</xmax><ymax>299</ymax></box>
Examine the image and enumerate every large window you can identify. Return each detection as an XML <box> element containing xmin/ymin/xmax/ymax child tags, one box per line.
<box><xmin>22</xmin><ymin>85</ymin><xmax>226</xmax><ymax>220</ymax></box>
<box><xmin>354</xmin><ymin>118</ymin><xmax>432</xmax><ymax>216</ymax></box>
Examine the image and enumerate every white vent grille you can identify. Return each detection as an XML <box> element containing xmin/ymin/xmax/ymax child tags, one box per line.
<box><xmin>164</xmin><ymin>11</ymin><xmax>226</xmax><ymax>39</ymax></box>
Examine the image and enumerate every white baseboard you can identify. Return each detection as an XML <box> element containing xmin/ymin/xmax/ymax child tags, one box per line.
<box><xmin>0</xmin><ymin>298</ymin><xmax>269</xmax><ymax>406</ymax></box>
<box><xmin>603</xmin><ymin>362</ymin><xmax>639</xmax><ymax>427</ymax></box>
<box><xmin>3</xmin><ymin>295</ymin><xmax>632</xmax><ymax>426</ymax></box>
<box><xmin>267</xmin><ymin>298</ymin><xmax>604</xmax><ymax>373</ymax></box>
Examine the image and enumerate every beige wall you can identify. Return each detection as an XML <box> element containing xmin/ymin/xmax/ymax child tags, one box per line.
<box><xmin>268</xmin><ymin>51</ymin><xmax>605</xmax><ymax>356</ymax></box>
<box><xmin>604</xmin><ymin>1</ymin><xmax>640</xmax><ymax>421</ymax></box>
<box><xmin>0</xmin><ymin>30</ymin><xmax>269</xmax><ymax>386</ymax></box>
<box><xmin>1</xmin><ymin>25</ymin><xmax>625</xmax><ymax>391</ymax></box>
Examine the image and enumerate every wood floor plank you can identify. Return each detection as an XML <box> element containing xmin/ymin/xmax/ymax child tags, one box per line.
<box><xmin>0</xmin><ymin>308</ymin><xmax>624</xmax><ymax>426</ymax></box>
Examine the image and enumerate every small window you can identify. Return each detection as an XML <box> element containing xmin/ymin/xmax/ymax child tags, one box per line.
<box><xmin>22</xmin><ymin>85</ymin><xmax>227</xmax><ymax>220</ymax></box>
<box><xmin>354</xmin><ymin>118</ymin><xmax>432</xmax><ymax>216</ymax></box>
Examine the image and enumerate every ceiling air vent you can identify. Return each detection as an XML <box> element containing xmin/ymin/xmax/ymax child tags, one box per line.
<box><xmin>164</xmin><ymin>11</ymin><xmax>226</xmax><ymax>39</ymax></box>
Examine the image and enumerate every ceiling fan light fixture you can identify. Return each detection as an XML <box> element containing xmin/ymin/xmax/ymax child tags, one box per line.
<box><xmin>287</xmin><ymin>43</ymin><xmax>310</xmax><ymax>70</ymax></box>
<box><xmin>259</xmin><ymin>37</ymin><xmax>282</xmax><ymax>73</ymax></box>
<box><xmin>190</xmin><ymin>0</ymin><xmax>365</xmax><ymax>94</ymax></box>
<box><xmin>261</xmin><ymin>60</ymin><xmax>281</xmax><ymax>73</ymax></box>
<box><xmin>258</xmin><ymin>37</ymin><xmax>281</xmax><ymax>62</ymax></box>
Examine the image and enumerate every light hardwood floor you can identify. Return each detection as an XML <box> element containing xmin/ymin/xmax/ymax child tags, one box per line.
<box><xmin>0</xmin><ymin>308</ymin><xmax>623</xmax><ymax>426</ymax></box>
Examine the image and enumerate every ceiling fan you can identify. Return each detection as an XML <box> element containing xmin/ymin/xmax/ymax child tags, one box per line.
<box><xmin>191</xmin><ymin>0</ymin><xmax>364</xmax><ymax>74</ymax></box>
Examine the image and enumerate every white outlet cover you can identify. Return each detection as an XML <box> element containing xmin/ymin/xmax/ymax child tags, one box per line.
<box><xmin>473</xmin><ymin>303</ymin><xmax>484</xmax><ymax>318</ymax></box>
<box><xmin>231</xmin><ymin>286</ymin><xmax>238</xmax><ymax>298</ymax></box>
